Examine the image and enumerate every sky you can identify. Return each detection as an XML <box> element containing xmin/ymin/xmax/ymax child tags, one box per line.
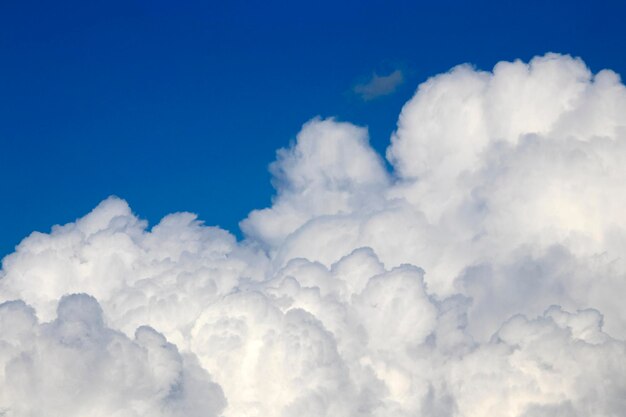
<box><xmin>2</xmin><ymin>2</ymin><xmax>626</xmax><ymax>416</ymax></box>
<box><xmin>2</xmin><ymin>0</ymin><xmax>626</xmax><ymax>257</ymax></box>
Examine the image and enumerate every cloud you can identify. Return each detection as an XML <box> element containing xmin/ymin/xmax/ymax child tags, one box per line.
<box><xmin>2</xmin><ymin>53</ymin><xmax>626</xmax><ymax>416</ymax></box>
<box><xmin>354</xmin><ymin>69</ymin><xmax>404</xmax><ymax>100</ymax></box>
<box><xmin>0</xmin><ymin>294</ymin><xmax>226</xmax><ymax>417</ymax></box>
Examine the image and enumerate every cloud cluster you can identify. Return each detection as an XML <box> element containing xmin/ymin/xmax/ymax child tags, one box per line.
<box><xmin>2</xmin><ymin>53</ymin><xmax>626</xmax><ymax>416</ymax></box>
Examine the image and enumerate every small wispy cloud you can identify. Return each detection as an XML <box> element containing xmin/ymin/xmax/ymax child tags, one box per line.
<box><xmin>354</xmin><ymin>69</ymin><xmax>404</xmax><ymax>101</ymax></box>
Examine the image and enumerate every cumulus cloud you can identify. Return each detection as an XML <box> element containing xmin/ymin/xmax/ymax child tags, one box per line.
<box><xmin>354</xmin><ymin>69</ymin><xmax>404</xmax><ymax>100</ymax></box>
<box><xmin>2</xmin><ymin>53</ymin><xmax>626</xmax><ymax>416</ymax></box>
<box><xmin>0</xmin><ymin>294</ymin><xmax>225</xmax><ymax>417</ymax></box>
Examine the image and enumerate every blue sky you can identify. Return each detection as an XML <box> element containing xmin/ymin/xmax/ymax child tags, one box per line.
<box><xmin>1</xmin><ymin>0</ymin><xmax>625</xmax><ymax>257</ymax></box>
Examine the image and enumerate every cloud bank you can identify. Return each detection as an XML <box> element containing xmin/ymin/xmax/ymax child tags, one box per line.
<box><xmin>2</xmin><ymin>53</ymin><xmax>626</xmax><ymax>416</ymax></box>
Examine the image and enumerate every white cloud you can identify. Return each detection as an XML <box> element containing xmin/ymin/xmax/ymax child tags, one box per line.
<box><xmin>354</xmin><ymin>69</ymin><xmax>404</xmax><ymax>100</ymax></box>
<box><xmin>2</xmin><ymin>53</ymin><xmax>626</xmax><ymax>416</ymax></box>
<box><xmin>0</xmin><ymin>294</ymin><xmax>225</xmax><ymax>417</ymax></box>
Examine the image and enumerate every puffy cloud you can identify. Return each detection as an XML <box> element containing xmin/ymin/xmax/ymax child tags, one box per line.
<box><xmin>0</xmin><ymin>294</ymin><xmax>225</xmax><ymax>417</ymax></box>
<box><xmin>248</xmin><ymin>53</ymin><xmax>626</xmax><ymax>337</ymax></box>
<box><xmin>241</xmin><ymin>117</ymin><xmax>390</xmax><ymax>249</ymax></box>
<box><xmin>2</xmin><ymin>53</ymin><xmax>626</xmax><ymax>416</ymax></box>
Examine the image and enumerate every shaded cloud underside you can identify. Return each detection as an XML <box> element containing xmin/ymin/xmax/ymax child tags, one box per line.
<box><xmin>2</xmin><ymin>53</ymin><xmax>626</xmax><ymax>417</ymax></box>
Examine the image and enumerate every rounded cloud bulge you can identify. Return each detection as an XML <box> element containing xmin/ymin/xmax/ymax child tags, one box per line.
<box><xmin>2</xmin><ymin>53</ymin><xmax>626</xmax><ymax>417</ymax></box>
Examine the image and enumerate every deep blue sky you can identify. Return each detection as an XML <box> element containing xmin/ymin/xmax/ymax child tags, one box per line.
<box><xmin>1</xmin><ymin>0</ymin><xmax>625</xmax><ymax>258</ymax></box>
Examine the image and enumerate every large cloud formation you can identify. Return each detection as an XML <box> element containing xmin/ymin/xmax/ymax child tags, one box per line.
<box><xmin>2</xmin><ymin>53</ymin><xmax>626</xmax><ymax>416</ymax></box>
